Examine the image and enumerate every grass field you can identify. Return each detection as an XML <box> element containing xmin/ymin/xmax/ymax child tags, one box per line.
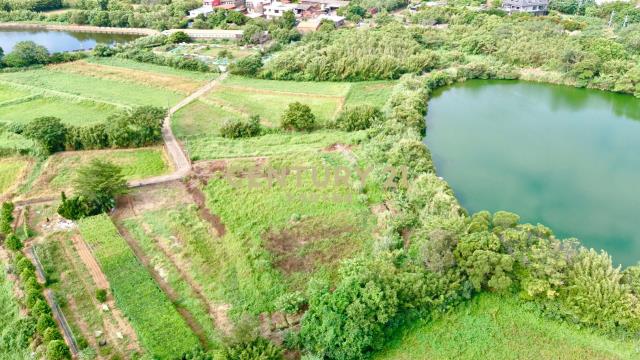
<box><xmin>78</xmin><ymin>215</ymin><xmax>201</xmax><ymax>358</ymax></box>
<box><xmin>0</xmin><ymin>268</ymin><xmax>32</xmax><ymax>359</ymax></box>
<box><xmin>0</xmin><ymin>69</ymin><xmax>183</xmax><ymax>108</ymax></box>
<box><xmin>22</xmin><ymin>147</ymin><xmax>170</xmax><ymax>199</ymax></box>
<box><xmin>183</xmin><ymin>130</ymin><xmax>366</xmax><ymax>161</ymax></box>
<box><xmin>202</xmin><ymin>152</ymin><xmax>377</xmax><ymax>313</ymax></box>
<box><xmin>36</xmin><ymin>232</ymin><xmax>138</xmax><ymax>358</ymax></box>
<box><xmin>0</xmin><ymin>95</ymin><xmax>120</xmax><ymax>127</ymax></box>
<box><xmin>86</xmin><ymin>57</ymin><xmax>217</xmax><ymax>82</ymax></box>
<box><xmin>172</xmin><ymin>100</ymin><xmax>244</xmax><ymax>139</ymax></box>
<box><xmin>0</xmin><ymin>157</ymin><xmax>30</xmax><ymax>196</ymax></box>
<box><xmin>376</xmin><ymin>294</ymin><xmax>640</xmax><ymax>360</ymax></box>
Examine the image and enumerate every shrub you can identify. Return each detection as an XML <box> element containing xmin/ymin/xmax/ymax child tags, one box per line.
<box><xmin>36</xmin><ymin>313</ymin><xmax>56</xmax><ymax>334</ymax></box>
<box><xmin>23</xmin><ymin>117</ymin><xmax>68</xmax><ymax>154</ymax></box>
<box><xmin>43</xmin><ymin>327</ymin><xmax>62</xmax><ymax>343</ymax></box>
<box><xmin>2</xmin><ymin>41</ymin><xmax>49</xmax><ymax>67</ymax></box>
<box><xmin>561</xmin><ymin>249</ymin><xmax>640</xmax><ymax>331</ymax></box>
<box><xmin>167</xmin><ymin>31</ymin><xmax>191</xmax><ymax>44</ymax></box>
<box><xmin>455</xmin><ymin>231</ymin><xmax>513</xmax><ymax>292</ymax></box>
<box><xmin>57</xmin><ymin>192</ymin><xmax>88</xmax><ymax>221</ymax></box>
<box><xmin>229</xmin><ymin>54</ymin><xmax>263</xmax><ymax>76</ymax></box>
<box><xmin>46</xmin><ymin>340</ymin><xmax>71</xmax><ymax>360</ymax></box>
<box><xmin>105</xmin><ymin>106</ymin><xmax>165</xmax><ymax>148</ymax></box>
<box><xmin>0</xmin><ymin>201</ymin><xmax>14</xmax><ymax>235</ymax></box>
<box><xmin>219</xmin><ymin>115</ymin><xmax>262</xmax><ymax>139</ymax></box>
<box><xmin>492</xmin><ymin>211</ymin><xmax>520</xmax><ymax>229</ymax></box>
<box><xmin>221</xmin><ymin>317</ymin><xmax>283</xmax><ymax>360</ymax></box>
<box><xmin>280</xmin><ymin>102</ymin><xmax>316</xmax><ymax>131</ymax></box>
<box><xmin>387</xmin><ymin>139</ymin><xmax>434</xmax><ymax>178</ymax></box>
<box><xmin>5</xmin><ymin>233</ymin><xmax>23</xmax><ymax>251</ymax></box>
<box><xmin>334</xmin><ymin>105</ymin><xmax>383</xmax><ymax>131</ymax></box>
<box><xmin>93</xmin><ymin>43</ymin><xmax>115</xmax><ymax>57</ymax></box>
<box><xmin>96</xmin><ymin>289</ymin><xmax>108</xmax><ymax>303</ymax></box>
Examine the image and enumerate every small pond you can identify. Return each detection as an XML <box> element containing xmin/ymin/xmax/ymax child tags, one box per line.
<box><xmin>424</xmin><ymin>80</ymin><xmax>640</xmax><ymax>266</ymax></box>
<box><xmin>0</xmin><ymin>28</ymin><xmax>139</xmax><ymax>53</ymax></box>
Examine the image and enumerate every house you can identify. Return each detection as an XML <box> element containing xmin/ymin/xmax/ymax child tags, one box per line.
<box><xmin>263</xmin><ymin>1</ymin><xmax>311</xmax><ymax>18</ymax></box>
<box><xmin>188</xmin><ymin>0</ymin><xmax>245</xmax><ymax>18</ymax></box>
<box><xmin>501</xmin><ymin>0</ymin><xmax>548</xmax><ymax>15</ymax></box>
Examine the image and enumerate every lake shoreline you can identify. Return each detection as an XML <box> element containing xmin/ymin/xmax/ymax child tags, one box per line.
<box><xmin>0</xmin><ymin>22</ymin><xmax>158</xmax><ymax>36</ymax></box>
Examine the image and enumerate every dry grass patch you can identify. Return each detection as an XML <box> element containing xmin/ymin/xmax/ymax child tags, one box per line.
<box><xmin>0</xmin><ymin>157</ymin><xmax>31</xmax><ymax>199</ymax></box>
<box><xmin>50</xmin><ymin>61</ymin><xmax>205</xmax><ymax>94</ymax></box>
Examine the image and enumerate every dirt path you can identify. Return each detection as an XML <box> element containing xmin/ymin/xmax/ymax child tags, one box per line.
<box><xmin>113</xmin><ymin>221</ymin><xmax>211</xmax><ymax>348</ymax></box>
<box><xmin>71</xmin><ymin>235</ymin><xmax>109</xmax><ymax>289</ymax></box>
<box><xmin>128</xmin><ymin>73</ymin><xmax>228</xmax><ymax>188</ymax></box>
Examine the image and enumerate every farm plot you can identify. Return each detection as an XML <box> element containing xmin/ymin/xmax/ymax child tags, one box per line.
<box><xmin>22</xmin><ymin>147</ymin><xmax>170</xmax><ymax>200</ymax></box>
<box><xmin>200</xmin><ymin>152</ymin><xmax>377</xmax><ymax>313</ymax></box>
<box><xmin>87</xmin><ymin>57</ymin><xmax>217</xmax><ymax>82</ymax></box>
<box><xmin>78</xmin><ymin>214</ymin><xmax>201</xmax><ymax>359</ymax></box>
<box><xmin>172</xmin><ymin>100</ymin><xmax>245</xmax><ymax>139</ymax></box>
<box><xmin>121</xmin><ymin>211</ymin><xmax>223</xmax><ymax>347</ymax></box>
<box><xmin>50</xmin><ymin>60</ymin><xmax>211</xmax><ymax>95</ymax></box>
<box><xmin>206</xmin><ymin>86</ymin><xmax>342</xmax><ymax>127</ymax></box>
<box><xmin>0</xmin><ymin>95</ymin><xmax>120</xmax><ymax>127</ymax></box>
<box><xmin>0</xmin><ymin>157</ymin><xmax>30</xmax><ymax>197</ymax></box>
<box><xmin>35</xmin><ymin>232</ymin><xmax>141</xmax><ymax>359</ymax></box>
<box><xmin>0</xmin><ymin>68</ymin><xmax>184</xmax><ymax>108</ymax></box>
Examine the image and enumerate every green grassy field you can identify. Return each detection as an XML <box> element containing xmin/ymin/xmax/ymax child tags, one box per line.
<box><xmin>345</xmin><ymin>81</ymin><xmax>396</xmax><ymax>107</ymax></box>
<box><xmin>0</xmin><ymin>69</ymin><xmax>183</xmax><ymax>107</ymax></box>
<box><xmin>202</xmin><ymin>152</ymin><xmax>377</xmax><ymax>314</ymax></box>
<box><xmin>0</xmin><ymin>157</ymin><xmax>30</xmax><ymax>196</ymax></box>
<box><xmin>172</xmin><ymin>100</ymin><xmax>244</xmax><ymax>139</ymax></box>
<box><xmin>376</xmin><ymin>294</ymin><xmax>640</xmax><ymax>360</ymax></box>
<box><xmin>22</xmin><ymin>147</ymin><xmax>170</xmax><ymax>199</ymax></box>
<box><xmin>0</xmin><ymin>85</ymin><xmax>29</xmax><ymax>103</ymax></box>
<box><xmin>223</xmin><ymin>76</ymin><xmax>352</xmax><ymax>96</ymax></box>
<box><xmin>0</xmin><ymin>269</ymin><xmax>31</xmax><ymax>359</ymax></box>
<box><xmin>78</xmin><ymin>215</ymin><xmax>201</xmax><ymax>359</ymax></box>
<box><xmin>0</xmin><ymin>95</ymin><xmax>120</xmax><ymax>127</ymax></box>
<box><xmin>183</xmin><ymin>130</ymin><xmax>366</xmax><ymax>161</ymax></box>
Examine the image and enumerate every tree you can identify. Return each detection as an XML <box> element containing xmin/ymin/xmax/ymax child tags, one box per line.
<box><xmin>2</xmin><ymin>41</ymin><xmax>49</xmax><ymax>68</ymax></box>
<box><xmin>280</xmin><ymin>102</ymin><xmax>316</xmax><ymax>131</ymax></box>
<box><xmin>73</xmin><ymin>159</ymin><xmax>128</xmax><ymax>215</ymax></box>
<box><xmin>335</xmin><ymin>105</ymin><xmax>383</xmax><ymax>131</ymax></box>
<box><xmin>23</xmin><ymin>117</ymin><xmax>68</xmax><ymax>155</ymax></box>
<box><xmin>280</xmin><ymin>10</ymin><xmax>297</xmax><ymax>29</ymax></box>
<box><xmin>274</xmin><ymin>291</ymin><xmax>305</xmax><ymax>326</ymax></box>
<box><xmin>5</xmin><ymin>233</ymin><xmax>23</xmax><ymax>251</ymax></box>
<box><xmin>46</xmin><ymin>340</ymin><xmax>71</xmax><ymax>360</ymax></box>
<box><xmin>219</xmin><ymin>115</ymin><xmax>262</xmax><ymax>139</ymax></box>
<box><xmin>1</xmin><ymin>201</ymin><xmax>15</xmax><ymax>236</ymax></box>
<box><xmin>167</xmin><ymin>31</ymin><xmax>191</xmax><ymax>44</ymax></box>
<box><xmin>229</xmin><ymin>54</ymin><xmax>263</xmax><ymax>76</ymax></box>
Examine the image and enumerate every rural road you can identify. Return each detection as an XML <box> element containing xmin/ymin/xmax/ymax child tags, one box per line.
<box><xmin>128</xmin><ymin>72</ymin><xmax>228</xmax><ymax>188</ymax></box>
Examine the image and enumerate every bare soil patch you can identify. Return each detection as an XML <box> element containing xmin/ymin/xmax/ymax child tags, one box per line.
<box><xmin>264</xmin><ymin>217</ymin><xmax>355</xmax><ymax>275</ymax></box>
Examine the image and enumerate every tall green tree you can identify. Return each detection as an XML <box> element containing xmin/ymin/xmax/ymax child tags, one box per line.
<box><xmin>23</xmin><ymin>117</ymin><xmax>68</xmax><ymax>155</ymax></box>
<box><xmin>2</xmin><ymin>41</ymin><xmax>49</xmax><ymax>68</ymax></box>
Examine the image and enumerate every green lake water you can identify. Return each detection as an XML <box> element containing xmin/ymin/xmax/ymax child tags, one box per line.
<box><xmin>424</xmin><ymin>80</ymin><xmax>640</xmax><ymax>266</ymax></box>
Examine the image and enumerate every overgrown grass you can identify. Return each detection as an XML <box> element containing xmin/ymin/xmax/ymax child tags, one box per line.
<box><xmin>202</xmin><ymin>152</ymin><xmax>376</xmax><ymax>313</ymax></box>
<box><xmin>78</xmin><ymin>214</ymin><xmax>200</xmax><ymax>359</ymax></box>
<box><xmin>0</xmin><ymin>268</ymin><xmax>31</xmax><ymax>360</ymax></box>
<box><xmin>376</xmin><ymin>293</ymin><xmax>640</xmax><ymax>360</ymax></box>
<box><xmin>183</xmin><ymin>130</ymin><xmax>366</xmax><ymax>161</ymax></box>
<box><xmin>0</xmin><ymin>157</ymin><xmax>30</xmax><ymax>196</ymax></box>
<box><xmin>23</xmin><ymin>147</ymin><xmax>170</xmax><ymax>199</ymax></box>
<box><xmin>0</xmin><ymin>85</ymin><xmax>29</xmax><ymax>103</ymax></box>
